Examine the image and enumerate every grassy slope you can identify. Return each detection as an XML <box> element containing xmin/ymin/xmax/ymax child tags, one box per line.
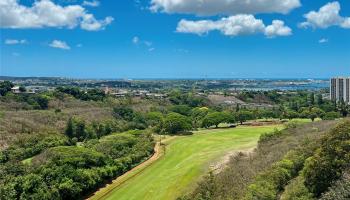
<box><xmin>96</xmin><ymin>125</ymin><xmax>280</xmax><ymax>200</ymax></box>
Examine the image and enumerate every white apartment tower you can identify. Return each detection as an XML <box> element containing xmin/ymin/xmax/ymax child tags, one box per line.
<box><xmin>330</xmin><ymin>77</ymin><xmax>350</xmax><ymax>104</ymax></box>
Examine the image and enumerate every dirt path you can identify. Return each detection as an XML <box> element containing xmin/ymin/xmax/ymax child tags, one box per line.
<box><xmin>88</xmin><ymin>136</ymin><xmax>174</xmax><ymax>200</ymax></box>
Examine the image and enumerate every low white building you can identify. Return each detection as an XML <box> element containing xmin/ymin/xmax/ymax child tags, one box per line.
<box><xmin>11</xmin><ymin>86</ymin><xmax>21</xmax><ymax>94</ymax></box>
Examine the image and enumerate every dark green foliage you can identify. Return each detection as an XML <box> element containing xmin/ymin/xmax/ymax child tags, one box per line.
<box><xmin>320</xmin><ymin>169</ymin><xmax>350</xmax><ymax>200</ymax></box>
<box><xmin>322</xmin><ymin>111</ymin><xmax>340</xmax><ymax>120</ymax></box>
<box><xmin>245</xmin><ymin>150</ymin><xmax>308</xmax><ymax>200</ymax></box>
<box><xmin>64</xmin><ymin>117</ymin><xmax>87</xmax><ymax>141</ymax></box>
<box><xmin>0</xmin><ymin>134</ymin><xmax>68</xmax><ymax>164</ymax></box>
<box><xmin>113</xmin><ymin>105</ymin><xmax>135</xmax><ymax>121</ymax></box>
<box><xmin>0</xmin><ymin>81</ymin><xmax>14</xmax><ymax>96</ymax></box>
<box><xmin>0</xmin><ymin>131</ymin><xmax>154</xmax><ymax>200</ymax></box>
<box><xmin>337</xmin><ymin>100</ymin><xmax>350</xmax><ymax>117</ymax></box>
<box><xmin>145</xmin><ymin>112</ymin><xmax>164</xmax><ymax>133</ymax></box>
<box><xmin>55</xmin><ymin>87</ymin><xmax>106</xmax><ymax>101</ymax></box>
<box><xmin>2</xmin><ymin>93</ymin><xmax>51</xmax><ymax>110</ymax></box>
<box><xmin>303</xmin><ymin>120</ymin><xmax>350</xmax><ymax>197</ymax></box>
<box><xmin>258</xmin><ymin>128</ymin><xmax>283</xmax><ymax>143</ymax></box>
<box><xmin>236</xmin><ymin>110</ymin><xmax>254</xmax><ymax>124</ymax></box>
<box><xmin>168</xmin><ymin>90</ymin><xmax>208</xmax><ymax>107</ymax></box>
<box><xmin>29</xmin><ymin>95</ymin><xmax>50</xmax><ymax>109</ymax></box>
<box><xmin>190</xmin><ymin>107</ymin><xmax>210</xmax><ymax>129</ymax></box>
<box><xmin>19</xmin><ymin>86</ymin><xmax>26</xmax><ymax>93</ymax></box>
<box><xmin>65</xmin><ymin>118</ymin><xmax>74</xmax><ymax>138</ymax></box>
<box><xmin>201</xmin><ymin>112</ymin><xmax>234</xmax><ymax>128</ymax></box>
<box><xmin>280</xmin><ymin>176</ymin><xmax>314</xmax><ymax>200</ymax></box>
<box><xmin>163</xmin><ymin>112</ymin><xmax>192</xmax><ymax>134</ymax></box>
<box><xmin>64</xmin><ymin>118</ymin><xmax>121</xmax><ymax>141</ymax></box>
<box><xmin>169</xmin><ymin>105</ymin><xmax>192</xmax><ymax>116</ymax></box>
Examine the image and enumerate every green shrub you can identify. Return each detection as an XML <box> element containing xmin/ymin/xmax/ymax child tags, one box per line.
<box><xmin>280</xmin><ymin>176</ymin><xmax>314</xmax><ymax>200</ymax></box>
<box><xmin>245</xmin><ymin>149</ymin><xmax>312</xmax><ymax>200</ymax></box>
<box><xmin>320</xmin><ymin>169</ymin><xmax>350</xmax><ymax>200</ymax></box>
<box><xmin>302</xmin><ymin>120</ymin><xmax>350</xmax><ymax>197</ymax></box>
<box><xmin>322</xmin><ymin>111</ymin><xmax>340</xmax><ymax>120</ymax></box>
<box><xmin>259</xmin><ymin>128</ymin><xmax>283</xmax><ymax>143</ymax></box>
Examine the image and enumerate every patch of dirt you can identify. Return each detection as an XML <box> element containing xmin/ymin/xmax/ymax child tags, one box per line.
<box><xmin>208</xmin><ymin>94</ymin><xmax>245</xmax><ymax>105</ymax></box>
<box><xmin>210</xmin><ymin>148</ymin><xmax>255</xmax><ymax>174</ymax></box>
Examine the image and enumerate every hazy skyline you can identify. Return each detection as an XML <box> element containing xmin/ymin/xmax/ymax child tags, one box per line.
<box><xmin>1</xmin><ymin>0</ymin><xmax>350</xmax><ymax>78</ymax></box>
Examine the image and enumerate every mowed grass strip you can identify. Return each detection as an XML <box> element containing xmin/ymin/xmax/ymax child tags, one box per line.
<box><xmin>94</xmin><ymin>125</ymin><xmax>281</xmax><ymax>200</ymax></box>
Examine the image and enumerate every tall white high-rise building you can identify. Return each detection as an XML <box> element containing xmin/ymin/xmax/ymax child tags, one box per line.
<box><xmin>330</xmin><ymin>77</ymin><xmax>350</xmax><ymax>104</ymax></box>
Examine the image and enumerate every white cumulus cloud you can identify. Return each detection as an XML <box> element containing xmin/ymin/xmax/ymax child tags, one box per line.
<box><xmin>300</xmin><ymin>1</ymin><xmax>350</xmax><ymax>29</ymax></box>
<box><xmin>5</xmin><ymin>39</ymin><xmax>27</xmax><ymax>45</ymax></box>
<box><xmin>49</xmin><ymin>40</ymin><xmax>71</xmax><ymax>50</ymax></box>
<box><xmin>0</xmin><ymin>0</ymin><xmax>113</xmax><ymax>31</ymax></box>
<box><xmin>265</xmin><ymin>20</ymin><xmax>292</xmax><ymax>38</ymax></box>
<box><xmin>176</xmin><ymin>15</ymin><xmax>292</xmax><ymax>38</ymax></box>
<box><xmin>150</xmin><ymin>0</ymin><xmax>301</xmax><ymax>16</ymax></box>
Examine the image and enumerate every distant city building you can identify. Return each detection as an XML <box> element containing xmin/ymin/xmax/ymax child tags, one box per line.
<box><xmin>330</xmin><ymin>77</ymin><xmax>350</xmax><ymax>104</ymax></box>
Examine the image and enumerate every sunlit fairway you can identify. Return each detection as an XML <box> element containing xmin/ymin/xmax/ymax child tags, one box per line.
<box><xmin>93</xmin><ymin>125</ymin><xmax>282</xmax><ymax>200</ymax></box>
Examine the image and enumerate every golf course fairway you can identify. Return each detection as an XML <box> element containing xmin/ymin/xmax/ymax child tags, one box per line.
<box><xmin>92</xmin><ymin>125</ymin><xmax>280</xmax><ymax>200</ymax></box>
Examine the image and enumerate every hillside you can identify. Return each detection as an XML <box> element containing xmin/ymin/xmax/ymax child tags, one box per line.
<box><xmin>183</xmin><ymin>120</ymin><xmax>350</xmax><ymax>200</ymax></box>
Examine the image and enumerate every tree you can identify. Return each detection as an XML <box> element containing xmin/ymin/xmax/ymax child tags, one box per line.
<box><xmin>75</xmin><ymin>120</ymin><xmax>86</xmax><ymax>140</ymax></box>
<box><xmin>308</xmin><ymin>110</ymin><xmax>318</xmax><ymax>122</ymax></box>
<box><xmin>284</xmin><ymin>110</ymin><xmax>300</xmax><ymax>120</ymax></box>
<box><xmin>308</xmin><ymin>93</ymin><xmax>315</xmax><ymax>105</ymax></box>
<box><xmin>146</xmin><ymin>112</ymin><xmax>164</xmax><ymax>134</ymax></box>
<box><xmin>236</xmin><ymin>111</ymin><xmax>254</xmax><ymax>125</ymax></box>
<box><xmin>113</xmin><ymin>106</ymin><xmax>135</xmax><ymax>121</ymax></box>
<box><xmin>163</xmin><ymin>113</ymin><xmax>192</xmax><ymax>134</ymax></box>
<box><xmin>64</xmin><ymin>117</ymin><xmax>87</xmax><ymax>141</ymax></box>
<box><xmin>169</xmin><ymin>105</ymin><xmax>192</xmax><ymax>116</ymax></box>
<box><xmin>337</xmin><ymin>100</ymin><xmax>349</xmax><ymax>117</ymax></box>
<box><xmin>191</xmin><ymin>107</ymin><xmax>210</xmax><ymax>128</ymax></box>
<box><xmin>19</xmin><ymin>86</ymin><xmax>26</xmax><ymax>93</ymax></box>
<box><xmin>202</xmin><ymin>112</ymin><xmax>234</xmax><ymax>128</ymax></box>
<box><xmin>303</xmin><ymin>121</ymin><xmax>350</xmax><ymax>196</ymax></box>
<box><xmin>34</xmin><ymin>95</ymin><xmax>49</xmax><ymax>110</ymax></box>
<box><xmin>323</xmin><ymin>111</ymin><xmax>340</xmax><ymax>120</ymax></box>
<box><xmin>311</xmin><ymin>107</ymin><xmax>325</xmax><ymax>120</ymax></box>
<box><xmin>0</xmin><ymin>81</ymin><xmax>14</xmax><ymax>96</ymax></box>
<box><xmin>316</xmin><ymin>94</ymin><xmax>323</xmax><ymax>105</ymax></box>
<box><xmin>235</xmin><ymin>104</ymin><xmax>240</xmax><ymax>112</ymax></box>
<box><xmin>65</xmin><ymin>118</ymin><xmax>74</xmax><ymax>138</ymax></box>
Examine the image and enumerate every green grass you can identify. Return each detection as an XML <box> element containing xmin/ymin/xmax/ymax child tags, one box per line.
<box><xmin>95</xmin><ymin>125</ymin><xmax>281</xmax><ymax>200</ymax></box>
<box><xmin>21</xmin><ymin>157</ymin><xmax>33</xmax><ymax>165</ymax></box>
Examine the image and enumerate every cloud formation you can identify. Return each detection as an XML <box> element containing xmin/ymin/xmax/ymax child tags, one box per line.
<box><xmin>300</xmin><ymin>1</ymin><xmax>350</xmax><ymax>29</ymax></box>
<box><xmin>176</xmin><ymin>15</ymin><xmax>292</xmax><ymax>38</ymax></box>
<box><xmin>132</xmin><ymin>36</ymin><xmax>140</xmax><ymax>44</ymax></box>
<box><xmin>319</xmin><ymin>38</ymin><xmax>329</xmax><ymax>43</ymax></box>
<box><xmin>83</xmin><ymin>0</ymin><xmax>100</xmax><ymax>7</ymax></box>
<box><xmin>0</xmin><ymin>0</ymin><xmax>113</xmax><ymax>31</ymax></box>
<box><xmin>265</xmin><ymin>20</ymin><xmax>292</xmax><ymax>38</ymax></box>
<box><xmin>150</xmin><ymin>0</ymin><xmax>301</xmax><ymax>16</ymax></box>
<box><xmin>49</xmin><ymin>40</ymin><xmax>71</xmax><ymax>50</ymax></box>
<box><xmin>5</xmin><ymin>39</ymin><xmax>27</xmax><ymax>45</ymax></box>
<box><xmin>132</xmin><ymin>36</ymin><xmax>154</xmax><ymax>51</ymax></box>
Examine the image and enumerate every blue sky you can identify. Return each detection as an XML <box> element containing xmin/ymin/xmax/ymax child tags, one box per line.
<box><xmin>0</xmin><ymin>0</ymin><xmax>349</xmax><ymax>79</ymax></box>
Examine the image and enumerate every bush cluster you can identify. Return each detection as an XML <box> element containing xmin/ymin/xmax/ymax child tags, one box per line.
<box><xmin>0</xmin><ymin>131</ymin><xmax>154</xmax><ymax>199</ymax></box>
